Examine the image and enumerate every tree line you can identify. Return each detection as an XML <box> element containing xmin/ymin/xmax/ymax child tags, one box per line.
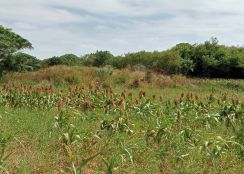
<box><xmin>0</xmin><ymin>25</ymin><xmax>243</xmax><ymax>78</ymax></box>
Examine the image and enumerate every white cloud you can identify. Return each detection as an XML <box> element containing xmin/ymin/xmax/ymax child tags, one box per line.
<box><xmin>0</xmin><ymin>0</ymin><xmax>244</xmax><ymax>58</ymax></box>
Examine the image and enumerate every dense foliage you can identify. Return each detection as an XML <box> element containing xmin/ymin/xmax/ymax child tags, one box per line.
<box><xmin>0</xmin><ymin>25</ymin><xmax>33</xmax><ymax>74</ymax></box>
<box><xmin>80</xmin><ymin>38</ymin><xmax>244</xmax><ymax>78</ymax></box>
<box><xmin>4</xmin><ymin>52</ymin><xmax>41</xmax><ymax>72</ymax></box>
<box><xmin>42</xmin><ymin>54</ymin><xmax>82</xmax><ymax>67</ymax></box>
<box><xmin>0</xmin><ymin>25</ymin><xmax>32</xmax><ymax>57</ymax></box>
<box><xmin>173</xmin><ymin>38</ymin><xmax>244</xmax><ymax>78</ymax></box>
<box><xmin>82</xmin><ymin>51</ymin><xmax>114</xmax><ymax>67</ymax></box>
<box><xmin>0</xmin><ymin>24</ymin><xmax>244</xmax><ymax>78</ymax></box>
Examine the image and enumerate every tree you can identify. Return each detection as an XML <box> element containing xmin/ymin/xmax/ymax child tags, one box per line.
<box><xmin>173</xmin><ymin>43</ymin><xmax>195</xmax><ymax>75</ymax></box>
<box><xmin>4</xmin><ymin>52</ymin><xmax>41</xmax><ymax>72</ymax></box>
<box><xmin>82</xmin><ymin>51</ymin><xmax>114</xmax><ymax>67</ymax></box>
<box><xmin>0</xmin><ymin>25</ymin><xmax>32</xmax><ymax>58</ymax></box>
<box><xmin>43</xmin><ymin>54</ymin><xmax>81</xmax><ymax>66</ymax></box>
<box><xmin>0</xmin><ymin>25</ymin><xmax>33</xmax><ymax>74</ymax></box>
<box><xmin>154</xmin><ymin>51</ymin><xmax>181</xmax><ymax>74</ymax></box>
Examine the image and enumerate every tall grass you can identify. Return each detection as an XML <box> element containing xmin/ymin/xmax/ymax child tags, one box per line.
<box><xmin>2</xmin><ymin>65</ymin><xmax>193</xmax><ymax>88</ymax></box>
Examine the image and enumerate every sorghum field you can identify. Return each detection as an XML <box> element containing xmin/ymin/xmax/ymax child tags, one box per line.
<box><xmin>0</xmin><ymin>66</ymin><xmax>244</xmax><ymax>174</ymax></box>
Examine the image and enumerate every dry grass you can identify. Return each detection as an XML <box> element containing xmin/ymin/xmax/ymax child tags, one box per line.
<box><xmin>2</xmin><ymin>65</ymin><xmax>194</xmax><ymax>89</ymax></box>
<box><xmin>2</xmin><ymin>65</ymin><xmax>96</xmax><ymax>85</ymax></box>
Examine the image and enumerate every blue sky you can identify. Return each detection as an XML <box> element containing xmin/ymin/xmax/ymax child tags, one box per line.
<box><xmin>0</xmin><ymin>0</ymin><xmax>244</xmax><ymax>59</ymax></box>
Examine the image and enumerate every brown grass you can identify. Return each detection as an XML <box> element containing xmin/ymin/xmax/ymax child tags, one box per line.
<box><xmin>2</xmin><ymin>65</ymin><xmax>195</xmax><ymax>89</ymax></box>
<box><xmin>2</xmin><ymin>66</ymin><xmax>97</xmax><ymax>85</ymax></box>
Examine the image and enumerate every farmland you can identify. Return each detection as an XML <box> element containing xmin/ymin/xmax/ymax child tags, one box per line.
<box><xmin>1</xmin><ymin>1</ymin><xmax>244</xmax><ymax>173</ymax></box>
<box><xmin>0</xmin><ymin>66</ymin><xmax>244</xmax><ymax>173</ymax></box>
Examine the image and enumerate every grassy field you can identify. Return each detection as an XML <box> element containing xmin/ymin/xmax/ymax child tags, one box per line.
<box><xmin>0</xmin><ymin>66</ymin><xmax>244</xmax><ymax>173</ymax></box>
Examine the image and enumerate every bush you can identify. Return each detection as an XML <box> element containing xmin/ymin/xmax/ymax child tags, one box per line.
<box><xmin>4</xmin><ymin>52</ymin><xmax>41</xmax><ymax>72</ymax></box>
<box><xmin>43</xmin><ymin>54</ymin><xmax>82</xmax><ymax>67</ymax></box>
<box><xmin>154</xmin><ymin>51</ymin><xmax>181</xmax><ymax>74</ymax></box>
<box><xmin>82</xmin><ymin>51</ymin><xmax>114</xmax><ymax>67</ymax></box>
<box><xmin>144</xmin><ymin>71</ymin><xmax>152</xmax><ymax>83</ymax></box>
<box><xmin>95</xmin><ymin>66</ymin><xmax>113</xmax><ymax>80</ymax></box>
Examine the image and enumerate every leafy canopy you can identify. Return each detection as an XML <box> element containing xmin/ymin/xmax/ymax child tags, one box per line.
<box><xmin>0</xmin><ymin>25</ymin><xmax>33</xmax><ymax>58</ymax></box>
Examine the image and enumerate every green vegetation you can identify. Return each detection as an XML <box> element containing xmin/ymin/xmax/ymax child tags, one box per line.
<box><xmin>0</xmin><ymin>66</ymin><xmax>244</xmax><ymax>173</ymax></box>
<box><xmin>42</xmin><ymin>54</ymin><xmax>82</xmax><ymax>67</ymax></box>
<box><xmin>1</xmin><ymin>25</ymin><xmax>244</xmax><ymax>79</ymax></box>
<box><xmin>0</xmin><ymin>24</ymin><xmax>244</xmax><ymax>173</ymax></box>
<box><xmin>4</xmin><ymin>52</ymin><xmax>41</xmax><ymax>72</ymax></box>
<box><xmin>0</xmin><ymin>25</ymin><xmax>33</xmax><ymax>75</ymax></box>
